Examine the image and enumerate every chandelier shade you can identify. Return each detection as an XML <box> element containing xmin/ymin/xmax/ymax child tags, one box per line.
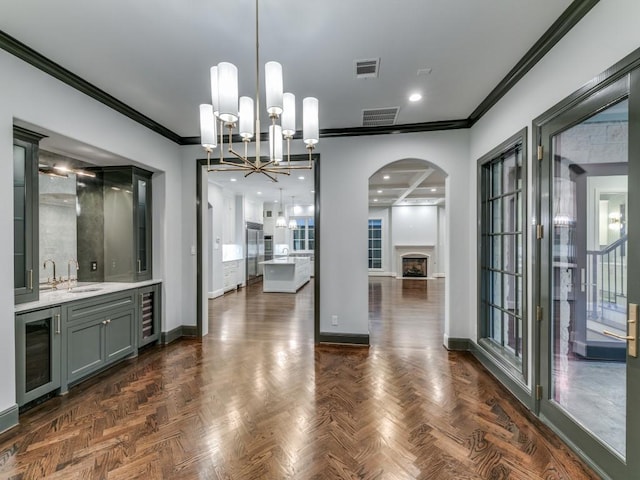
<box><xmin>303</xmin><ymin>97</ymin><xmax>319</xmax><ymax>145</ymax></box>
<box><xmin>282</xmin><ymin>92</ymin><xmax>296</xmax><ymax>137</ymax></box>
<box><xmin>209</xmin><ymin>66</ymin><xmax>219</xmax><ymax>117</ymax></box>
<box><xmin>199</xmin><ymin>104</ymin><xmax>217</xmax><ymax>149</ymax></box>
<box><xmin>217</xmin><ymin>62</ymin><xmax>239</xmax><ymax>123</ymax></box>
<box><xmin>239</xmin><ymin>96</ymin><xmax>254</xmax><ymax>139</ymax></box>
<box><xmin>269</xmin><ymin>124</ymin><xmax>283</xmax><ymax>164</ymax></box>
<box><xmin>265</xmin><ymin>61</ymin><xmax>284</xmax><ymax>115</ymax></box>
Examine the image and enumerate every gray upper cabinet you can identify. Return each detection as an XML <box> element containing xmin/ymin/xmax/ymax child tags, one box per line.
<box><xmin>14</xmin><ymin>127</ymin><xmax>43</xmax><ymax>304</ymax></box>
<box><xmin>101</xmin><ymin>167</ymin><xmax>152</xmax><ymax>282</ymax></box>
<box><xmin>133</xmin><ymin>170</ymin><xmax>152</xmax><ymax>281</ymax></box>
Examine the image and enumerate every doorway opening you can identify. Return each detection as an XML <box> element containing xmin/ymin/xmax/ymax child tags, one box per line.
<box><xmin>196</xmin><ymin>155</ymin><xmax>319</xmax><ymax>341</ymax></box>
<box><xmin>367</xmin><ymin>158</ymin><xmax>447</xmax><ymax>348</ymax></box>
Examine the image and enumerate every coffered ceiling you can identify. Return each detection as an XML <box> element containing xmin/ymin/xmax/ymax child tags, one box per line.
<box><xmin>369</xmin><ymin>159</ymin><xmax>447</xmax><ymax>207</ymax></box>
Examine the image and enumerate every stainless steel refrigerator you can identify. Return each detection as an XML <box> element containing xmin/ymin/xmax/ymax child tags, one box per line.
<box><xmin>246</xmin><ymin>225</ymin><xmax>264</xmax><ymax>285</ymax></box>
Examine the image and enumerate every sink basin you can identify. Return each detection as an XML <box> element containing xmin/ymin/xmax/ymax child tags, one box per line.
<box><xmin>68</xmin><ymin>287</ymin><xmax>103</xmax><ymax>294</ymax></box>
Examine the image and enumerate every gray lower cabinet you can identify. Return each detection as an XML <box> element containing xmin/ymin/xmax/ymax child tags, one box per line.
<box><xmin>16</xmin><ymin>283</ymin><xmax>161</xmax><ymax>406</ymax></box>
<box><xmin>15</xmin><ymin>307</ymin><xmax>62</xmax><ymax>406</ymax></box>
<box><xmin>64</xmin><ymin>291</ymin><xmax>136</xmax><ymax>387</ymax></box>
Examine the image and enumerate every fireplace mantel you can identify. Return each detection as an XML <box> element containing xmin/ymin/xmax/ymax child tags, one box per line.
<box><xmin>394</xmin><ymin>245</ymin><xmax>435</xmax><ymax>279</ymax></box>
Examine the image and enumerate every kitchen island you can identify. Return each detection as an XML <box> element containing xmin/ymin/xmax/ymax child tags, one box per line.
<box><xmin>260</xmin><ymin>257</ymin><xmax>311</xmax><ymax>293</ymax></box>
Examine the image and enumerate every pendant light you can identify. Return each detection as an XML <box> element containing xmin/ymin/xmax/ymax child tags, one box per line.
<box><xmin>288</xmin><ymin>196</ymin><xmax>298</xmax><ymax>230</ymax></box>
<box><xmin>276</xmin><ymin>188</ymin><xmax>287</xmax><ymax>228</ymax></box>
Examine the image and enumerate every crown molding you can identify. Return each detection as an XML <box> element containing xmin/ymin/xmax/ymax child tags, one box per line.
<box><xmin>468</xmin><ymin>0</ymin><xmax>599</xmax><ymax>125</ymax></box>
<box><xmin>0</xmin><ymin>0</ymin><xmax>598</xmax><ymax>144</ymax></box>
<box><xmin>0</xmin><ymin>30</ymin><xmax>182</xmax><ymax>144</ymax></box>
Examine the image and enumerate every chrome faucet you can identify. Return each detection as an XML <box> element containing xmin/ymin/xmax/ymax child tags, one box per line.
<box><xmin>68</xmin><ymin>259</ymin><xmax>79</xmax><ymax>291</ymax></box>
<box><xmin>282</xmin><ymin>247</ymin><xmax>289</xmax><ymax>259</ymax></box>
<box><xmin>43</xmin><ymin>259</ymin><xmax>59</xmax><ymax>289</ymax></box>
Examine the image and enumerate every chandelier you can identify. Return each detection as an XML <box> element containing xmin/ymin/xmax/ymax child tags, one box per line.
<box><xmin>199</xmin><ymin>0</ymin><xmax>319</xmax><ymax>182</ymax></box>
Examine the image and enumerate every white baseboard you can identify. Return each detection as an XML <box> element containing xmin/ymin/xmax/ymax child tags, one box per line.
<box><xmin>368</xmin><ymin>271</ymin><xmax>394</xmax><ymax>277</ymax></box>
<box><xmin>208</xmin><ymin>288</ymin><xmax>224</xmax><ymax>299</ymax></box>
<box><xmin>434</xmin><ymin>272</ymin><xmax>446</xmax><ymax>278</ymax></box>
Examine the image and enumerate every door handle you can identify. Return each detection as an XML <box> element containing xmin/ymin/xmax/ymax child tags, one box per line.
<box><xmin>138</xmin><ymin>259</ymin><xmax>142</xmax><ymax>273</ymax></box>
<box><xmin>602</xmin><ymin>303</ymin><xmax>637</xmax><ymax>358</ymax></box>
<box><xmin>28</xmin><ymin>269</ymin><xmax>33</xmax><ymax>290</ymax></box>
<box><xmin>54</xmin><ymin>314</ymin><xmax>61</xmax><ymax>334</ymax></box>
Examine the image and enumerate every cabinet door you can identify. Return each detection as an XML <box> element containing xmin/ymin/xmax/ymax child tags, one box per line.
<box><xmin>13</xmin><ymin>136</ymin><xmax>39</xmax><ymax>304</ymax></box>
<box><xmin>133</xmin><ymin>171</ymin><xmax>152</xmax><ymax>281</ymax></box>
<box><xmin>66</xmin><ymin>316</ymin><xmax>105</xmax><ymax>384</ymax></box>
<box><xmin>15</xmin><ymin>307</ymin><xmax>62</xmax><ymax>406</ymax></box>
<box><xmin>105</xmin><ymin>309</ymin><xmax>135</xmax><ymax>362</ymax></box>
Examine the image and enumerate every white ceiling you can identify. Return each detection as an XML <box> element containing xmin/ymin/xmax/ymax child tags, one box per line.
<box><xmin>3</xmin><ymin>1</ymin><xmax>574</xmax><ymax>205</ymax></box>
<box><xmin>2</xmin><ymin>0</ymin><xmax>572</xmax><ymax>137</ymax></box>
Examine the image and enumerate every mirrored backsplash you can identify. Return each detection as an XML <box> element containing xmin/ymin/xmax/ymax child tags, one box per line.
<box><xmin>39</xmin><ymin>152</ymin><xmax>78</xmax><ymax>285</ymax></box>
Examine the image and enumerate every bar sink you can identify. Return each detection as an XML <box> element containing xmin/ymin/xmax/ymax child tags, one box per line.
<box><xmin>68</xmin><ymin>287</ymin><xmax>103</xmax><ymax>293</ymax></box>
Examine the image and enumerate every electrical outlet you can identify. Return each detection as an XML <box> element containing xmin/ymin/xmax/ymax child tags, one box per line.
<box><xmin>331</xmin><ymin>314</ymin><xmax>338</xmax><ymax>326</ymax></box>
<box><xmin>91</xmin><ymin>261</ymin><xmax>98</xmax><ymax>271</ymax></box>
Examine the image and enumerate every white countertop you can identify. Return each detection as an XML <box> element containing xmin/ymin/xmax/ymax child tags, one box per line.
<box><xmin>15</xmin><ymin>279</ymin><xmax>162</xmax><ymax>313</ymax></box>
<box><xmin>260</xmin><ymin>257</ymin><xmax>310</xmax><ymax>265</ymax></box>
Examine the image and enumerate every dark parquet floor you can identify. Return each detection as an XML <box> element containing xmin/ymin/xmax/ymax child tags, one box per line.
<box><xmin>0</xmin><ymin>277</ymin><xmax>598</xmax><ymax>479</ymax></box>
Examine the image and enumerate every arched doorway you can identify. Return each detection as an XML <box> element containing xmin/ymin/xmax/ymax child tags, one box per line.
<box><xmin>367</xmin><ymin>158</ymin><xmax>447</xmax><ymax>347</ymax></box>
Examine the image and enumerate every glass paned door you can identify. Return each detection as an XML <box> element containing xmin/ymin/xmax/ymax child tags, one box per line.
<box><xmin>538</xmin><ymin>74</ymin><xmax>640</xmax><ymax>478</ymax></box>
<box><xmin>551</xmin><ymin>99</ymin><xmax>628</xmax><ymax>456</ymax></box>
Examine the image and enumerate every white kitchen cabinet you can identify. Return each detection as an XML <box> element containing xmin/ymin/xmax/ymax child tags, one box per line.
<box><xmin>222</xmin><ymin>194</ymin><xmax>236</xmax><ymax>244</ymax></box>
<box><xmin>244</xmin><ymin>198</ymin><xmax>263</xmax><ymax>224</ymax></box>
<box><xmin>223</xmin><ymin>260</ymin><xmax>240</xmax><ymax>292</ymax></box>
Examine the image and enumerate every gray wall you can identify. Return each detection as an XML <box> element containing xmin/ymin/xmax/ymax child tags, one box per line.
<box><xmin>77</xmin><ymin>173</ymin><xmax>105</xmax><ymax>282</ymax></box>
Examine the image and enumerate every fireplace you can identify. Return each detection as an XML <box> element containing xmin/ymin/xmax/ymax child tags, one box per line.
<box><xmin>395</xmin><ymin>246</ymin><xmax>434</xmax><ymax>279</ymax></box>
<box><xmin>402</xmin><ymin>257</ymin><xmax>428</xmax><ymax>278</ymax></box>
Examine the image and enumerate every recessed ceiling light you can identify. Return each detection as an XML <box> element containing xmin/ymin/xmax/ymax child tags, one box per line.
<box><xmin>373</xmin><ymin>198</ymin><xmax>378</xmax><ymax>202</ymax></box>
<box><xmin>257</xmin><ymin>191</ymin><xmax>262</xmax><ymax>195</ymax></box>
<box><xmin>431</xmin><ymin>188</ymin><xmax>437</xmax><ymax>192</ymax></box>
<box><xmin>383</xmin><ymin>175</ymin><xmax>390</xmax><ymax>180</ymax></box>
<box><xmin>298</xmin><ymin>176</ymin><xmax>305</xmax><ymax>180</ymax></box>
<box><xmin>409</xmin><ymin>93</ymin><xmax>422</xmax><ymax>102</ymax></box>
<box><xmin>377</xmin><ymin>189</ymin><xmax>383</xmax><ymax>194</ymax></box>
<box><xmin>230</xmin><ymin>178</ymin><xmax>237</xmax><ymax>182</ymax></box>
<box><xmin>274</xmin><ymin>200</ymin><xmax>278</xmax><ymax>203</ymax></box>
<box><xmin>311</xmin><ymin>190</ymin><xmax>315</xmax><ymax>193</ymax></box>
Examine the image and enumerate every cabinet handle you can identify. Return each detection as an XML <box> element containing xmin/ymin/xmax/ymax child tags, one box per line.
<box><xmin>28</xmin><ymin>270</ymin><xmax>33</xmax><ymax>290</ymax></box>
<box><xmin>138</xmin><ymin>259</ymin><xmax>142</xmax><ymax>273</ymax></box>
<box><xmin>55</xmin><ymin>314</ymin><xmax>61</xmax><ymax>334</ymax></box>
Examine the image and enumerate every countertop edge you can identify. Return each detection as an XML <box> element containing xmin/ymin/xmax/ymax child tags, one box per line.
<box><xmin>15</xmin><ymin>279</ymin><xmax>163</xmax><ymax>313</ymax></box>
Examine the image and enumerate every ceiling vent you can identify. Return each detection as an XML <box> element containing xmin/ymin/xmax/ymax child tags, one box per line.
<box><xmin>355</xmin><ymin>58</ymin><xmax>380</xmax><ymax>79</ymax></box>
<box><xmin>362</xmin><ymin>107</ymin><xmax>399</xmax><ymax>127</ymax></box>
